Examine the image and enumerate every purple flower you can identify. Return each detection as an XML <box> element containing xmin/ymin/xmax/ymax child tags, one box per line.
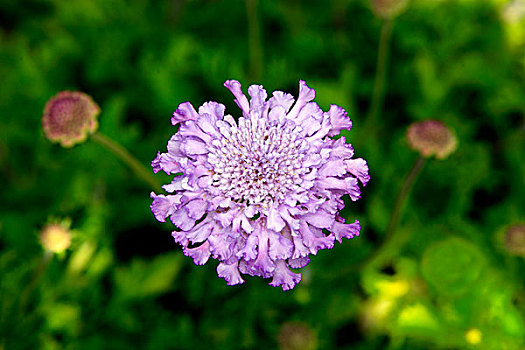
<box><xmin>151</xmin><ymin>80</ymin><xmax>369</xmax><ymax>290</ymax></box>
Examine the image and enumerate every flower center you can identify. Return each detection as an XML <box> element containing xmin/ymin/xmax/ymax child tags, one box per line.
<box><xmin>208</xmin><ymin>115</ymin><xmax>307</xmax><ymax>206</ymax></box>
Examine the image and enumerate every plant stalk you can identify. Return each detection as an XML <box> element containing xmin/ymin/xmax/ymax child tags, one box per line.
<box><xmin>91</xmin><ymin>132</ymin><xmax>161</xmax><ymax>192</ymax></box>
<box><xmin>365</xmin><ymin>19</ymin><xmax>394</xmax><ymax>133</ymax></box>
<box><xmin>246</xmin><ymin>0</ymin><xmax>263</xmax><ymax>82</ymax></box>
<box><xmin>366</xmin><ymin>156</ymin><xmax>426</xmax><ymax>270</ymax></box>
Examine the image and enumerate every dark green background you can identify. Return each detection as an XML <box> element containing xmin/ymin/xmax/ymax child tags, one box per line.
<box><xmin>1</xmin><ymin>0</ymin><xmax>524</xmax><ymax>349</ymax></box>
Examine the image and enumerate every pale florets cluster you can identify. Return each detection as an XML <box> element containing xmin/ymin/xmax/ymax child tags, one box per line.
<box><xmin>40</xmin><ymin>223</ymin><xmax>72</xmax><ymax>254</ymax></box>
<box><xmin>151</xmin><ymin>80</ymin><xmax>369</xmax><ymax>290</ymax></box>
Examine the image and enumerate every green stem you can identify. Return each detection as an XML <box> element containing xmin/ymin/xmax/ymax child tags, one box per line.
<box><xmin>19</xmin><ymin>252</ymin><xmax>51</xmax><ymax>312</ymax></box>
<box><xmin>91</xmin><ymin>132</ymin><xmax>161</xmax><ymax>192</ymax></box>
<box><xmin>365</xmin><ymin>19</ymin><xmax>394</xmax><ymax>132</ymax></box>
<box><xmin>366</xmin><ymin>156</ymin><xmax>426</xmax><ymax>270</ymax></box>
<box><xmin>322</xmin><ymin>157</ymin><xmax>426</xmax><ymax>280</ymax></box>
<box><xmin>246</xmin><ymin>0</ymin><xmax>263</xmax><ymax>82</ymax></box>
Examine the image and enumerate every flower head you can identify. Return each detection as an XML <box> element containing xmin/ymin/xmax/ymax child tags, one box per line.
<box><xmin>151</xmin><ymin>80</ymin><xmax>369</xmax><ymax>290</ymax></box>
<box><xmin>40</xmin><ymin>223</ymin><xmax>72</xmax><ymax>254</ymax></box>
<box><xmin>406</xmin><ymin>120</ymin><xmax>458</xmax><ymax>160</ymax></box>
<box><xmin>465</xmin><ymin>328</ymin><xmax>483</xmax><ymax>345</ymax></box>
<box><xmin>42</xmin><ymin>91</ymin><xmax>100</xmax><ymax>147</ymax></box>
<box><xmin>371</xmin><ymin>0</ymin><xmax>408</xmax><ymax>19</ymax></box>
<box><xmin>504</xmin><ymin>224</ymin><xmax>525</xmax><ymax>257</ymax></box>
<box><xmin>278</xmin><ymin>322</ymin><xmax>317</xmax><ymax>350</ymax></box>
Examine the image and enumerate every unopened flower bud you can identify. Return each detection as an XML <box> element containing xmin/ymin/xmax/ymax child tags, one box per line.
<box><xmin>406</xmin><ymin>120</ymin><xmax>458</xmax><ymax>159</ymax></box>
<box><xmin>371</xmin><ymin>0</ymin><xmax>409</xmax><ymax>19</ymax></box>
<box><xmin>278</xmin><ymin>322</ymin><xmax>317</xmax><ymax>350</ymax></box>
<box><xmin>40</xmin><ymin>224</ymin><xmax>72</xmax><ymax>254</ymax></box>
<box><xmin>504</xmin><ymin>224</ymin><xmax>525</xmax><ymax>257</ymax></box>
<box><xmin>42</xmin><ymin>91</ymin><xmax>100</xmax><ymax>147</ymax></box>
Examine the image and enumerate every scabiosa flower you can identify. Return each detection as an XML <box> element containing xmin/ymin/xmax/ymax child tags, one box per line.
<box><xmin>42</xmin><ymin>91</ymin><xmax>100</xmax><ymax>147</ymax></box>
<box><xmin>371</xmin><ymin>0</ymin><xmax>408</xmax><ymax>19</ymax></box>
<box><xmin>151</xmin><ymin>80</ymin><xmax>369</xmax><ymax>290</ymax></box>
<box><xmin>504</xmin><ymin>224</ymin><xmax>525</xmax><ymax>257</ymax></box>
<box><xmin>278</xmin><ymin>322</ymin><xmax>317</xmax><ymax>350</ymax></box>
<box><xmin>40</xmin><ymin>223</ymin><xmax>72</xmax><ymax>254</ymax></box>
<box><xmin>406</xmin><ymin>120</ymin><xmax>458</xmax><ymax>160</ymax></box>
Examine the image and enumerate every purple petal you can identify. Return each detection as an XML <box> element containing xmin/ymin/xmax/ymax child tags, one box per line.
<box><xmin>181</xmin><ymin>139</ymin><xmax>208</xmax><ymax>155</ymax></box>
<box><xmin>267</xmin><ymin>203</ymin><xmax>286</xmax><ymax>232</ymax></box>
<box><xmin>229</xmin><ymin>210</ymin><xmax>253</xmax><ymax>234</ymax></box>
<box><xmin>249</xmin><ymin>227</ymin><xmax>275</xmax><ymax>277</ymax></box>
<box><xmin>305</xmin><ymin>113</ymin><xmax>331</xmax><ymax>141</ymax></box>
<box><xmin>297</xmin><ymin>102</ymin><xmax>323</xmax><ymax>127</ymax></box>
<box><xmin>291</xmin><ymin>234</ymin><xmax>310</xmax><ymax>259</ymax></box>
<box><xmin>345</xmin><ymin>158</ymin><xmax>370</xmax><ymax>186</ymax></box>
<box><xmin>184</xmin><ymin>199</ymin><xmax>207</xmax><ymax>220</ymax></box>
<box><xmin>224</xmin><ymin>80</ymin><xmax>250</xmax><ymax>116</ymax></box>
<box><xmin>215</xmin><ymin>208</ymin><xmax>238</xmax><ymax>228</ymax></box>
<box><xmin>299</xmin><ymin>117</ymin><xmax>322</xmax><ymax>137</ymax></box>
<box><xmin>196</xmin><ymin>113</ymin><xmax>221</xmax><ymax>139</ymax></box>
<box><xmin>318</xmin><ymin>159</ymin><xmax>347</xmax><ymax>178</ymax></box>
<box><xmin>167</xmin><ymin>134</ymin><xmax>184</xmax><ymax>157</ymax></box>
<box><xmin>172</xmin><ymin>102</ymin><xmax>199</xmax><ymax>126</ymax></box>
<box><xmin>288</xmin><ymin>256</ymin><xmax>310</xmax><ymax>269</ymax></box>
<box><xmin>299</xmin><ymin>221</ymin><xmax>335</xmax><ymax>255</ymax></box>
<box><xmin>268</xmin><ymin>231</ymin><xmax>294</xmax><ymax>260</ymax></box>
<box><xmin>185</xmin><ymin>218</ymin><xmax>214</xmax><ymax>243</ymax></box>
<box><xmin>183</xmin><ymin>241</ymin><xmax>211</xmax><ymax>265</ymax></box>
<box><xmin>269</xmin><ymin>91</ymin><xmax>295</xmax><ymax>112</ymax></box>
<box><xmin>287</xmin><ymin>80</ymin><xmax>316</xmax><ymax>120</ymax></box>
<box><xmin>317</xmin><ymin>177</ymin><xmax>361</xmax><ymax>201</ymax></box>
<box><xmin>236</xmin><ymin>232</ymin><xmax>258</xmax><ymax>261</ymax></box>
<box><xmin>150</xmin><ymin>193</ymin><xmax>180</xmax><ymax>222</ymax></box>
<box><xmin>269</xmin><ymin>260</ymin><xmax>301</xmax><ymax>291</ymax></box>
<box><xmin>169</xmin><ymin>208</ymin><xmax>195</xmax><ymax>231</ymax></box>
<box><xmin>303</xmin><ymin>154</ymin><xmax>322</xmax><ymax>168</ymax></box>
<box><xmin>332</xmin><ymin>219</ymin><xmax>360</xmax><ymax>243</ymax></box>
<box><xmin>327</xmin><ymin>105</ymin><xmax>352</xmax><ymax>136</ymax></box>
<box><xmin>279</xmin><ymin>207</ymin><xmax>300</xmax><ymax>231</ymax></box>
<box><xmin>152</xmin><ymin>152</ymin><xmax>182</xmax><ymax>174</ymax></box>
<box><xmin>244</xmin><ymin>205</ymin><xmax>258</xmax><ymax>218</ymax></box>
<box><xmin>217</xmin><ymin>261</ymin><xmax>245</xmax><ymax>286</ymax></box>
<box><xmin>248</xmin><ymin>84</ymin><xmax>268</xmax><ymax>115</ymax></box>
<box><xmin>178</xmin><ymin>120</ymin><xmax>213</xmax><ymax>143</ymax></box>
<box><xmin>198</xmin><ymin>101</ymin><xmax>225</xmax><ymax>121</ymax></box>
<box><xmin>208</xmin><ymin>231</ymin><xmax>233</xmax><ymax>261</ymax></box>
<box><xmin>171</xmin><ymin>230</ymin><xmax>189</xmax><ymax>247</ymax></box>
<box><xmin>329</xmin><ymin>137</ymin><xmax>354</xmax><ymax>159</ymax></box>
<box><xmin>303</xmin><ymin>209</ymin><xmax>335</xmax><ymax>229</ymax></box>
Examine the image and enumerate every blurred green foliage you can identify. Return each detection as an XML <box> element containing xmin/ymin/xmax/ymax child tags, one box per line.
<box><xmin>1</xmin><ymin>0</ymin><xmax>524</xmax><ymax>349</ymax></box>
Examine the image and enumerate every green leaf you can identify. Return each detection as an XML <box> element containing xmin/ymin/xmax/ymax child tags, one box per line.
<box><xmin>114</xmin><ymin>252</ymin><xmax>183</xmax><ymax>300</ymax></box>
<box><xmin>421</xmin><ymin>237</ymin><xmax>486</xmax><ymax>296</ymax></box>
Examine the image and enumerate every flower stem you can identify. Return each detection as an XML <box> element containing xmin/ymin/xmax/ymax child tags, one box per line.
<box><xmin>366</xmin><ymin>156</ymin><xmax>426</xmax><ymax>270</ymax></box>
<box><xmin>90</xmin><ymin>132</ymin><xmax>161</xmax><ymax>192</ymax></box>
<box><xmin>322</xmin><ymin>157</ymin><xmax>426</xmax><ymax>281</ymax></box>
<box><xmin>19</xmin><ymin>252</ymin><xmax>51</xmax><ymax>312</ymax></box>
<box><xmin>246</xmin><ymin>0</ymin><xmax>263</xmax><ymax>82</ymax></box>
<box><xmin>364</xmin><ymin>19</ymin><xmax>394</xmax><ymax>133</ymax></box>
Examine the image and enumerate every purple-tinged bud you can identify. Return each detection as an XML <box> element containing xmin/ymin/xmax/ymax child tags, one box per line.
<box><xmin>42</xmin><ymin>91</ymin><xmax>100</xmax><ymax>148</ymax></box>
<box><xmin>371</xmin><ymin>0</ymin><xmax>409</xmax><ymax>19</ymax></box>
<box><xmin>278</xmin><ymin>322</ymin><xmax>317</xmax><ymax>350</ymax></box>
<box><xmin>406</xmin><ymin>120</ymin><xmax>458</xmax><ymax>160</ymax></box>
<box><xmin>40</xmin><ymin>223</ymin><xmax>72</xmax><ymax>254</ymax></box>
<box><xmin>504</xmin><ymin>224</ymin><xmax>525</xmax><ymax>257</ymax></box>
